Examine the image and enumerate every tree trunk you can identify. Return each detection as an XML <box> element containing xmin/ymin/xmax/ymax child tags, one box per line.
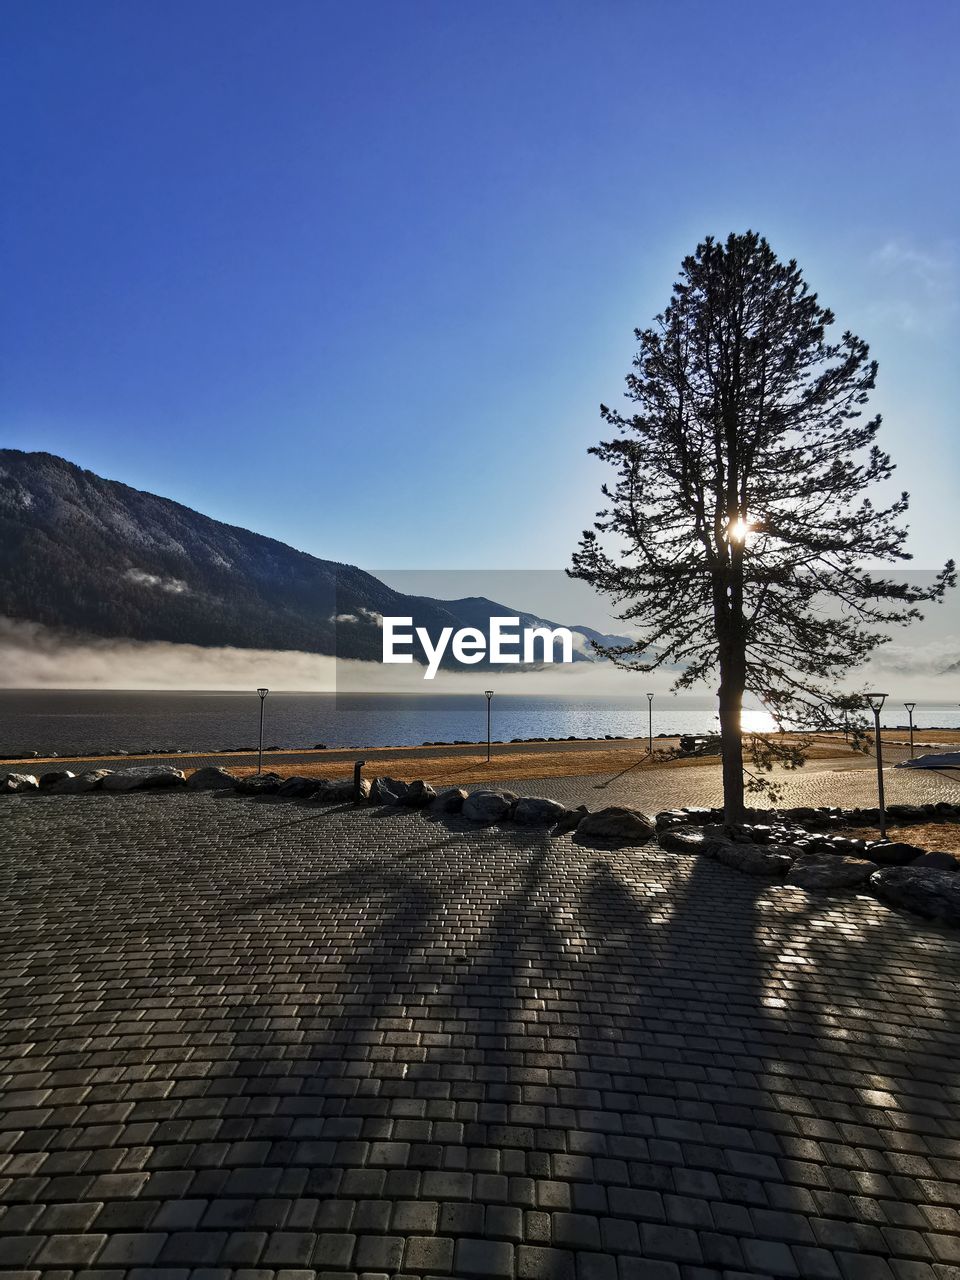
<box><xmin>718</xmin><ymin>643</ymin><xmax>746</xmax><ymax>828</ymax></box>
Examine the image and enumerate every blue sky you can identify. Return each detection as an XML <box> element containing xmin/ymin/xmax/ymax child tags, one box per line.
<box><xmin>2</xmin><ymin>0</ymin><xmax>957</xmax><ymax>572</ymax></box>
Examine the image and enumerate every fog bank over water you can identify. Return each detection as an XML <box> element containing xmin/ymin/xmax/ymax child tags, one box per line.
<box><xmin>0</xmin><ymin>615</ymin><xmax>957</xmax><ymax>702</ymax></box>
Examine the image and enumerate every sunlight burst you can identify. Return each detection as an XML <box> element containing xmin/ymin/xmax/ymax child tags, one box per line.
<box><xmin>728</xmin><ymin>515</ymin><xmax>752</xmax><ymax>542</ymax></box>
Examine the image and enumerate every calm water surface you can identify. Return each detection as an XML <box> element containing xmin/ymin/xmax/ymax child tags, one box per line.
<box><xmin>1</xmin><ymin>690</ymin><xmax>958</xmax><ymax>756</ymax></box>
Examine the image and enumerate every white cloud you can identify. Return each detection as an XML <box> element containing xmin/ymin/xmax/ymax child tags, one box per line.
<box><xmin>124</xmin><ymin>568</ymin><xmax>190</xmax><ymax>595</ymax></box>
<box><xmin>867</xmin><ymin>239</ymin><xmax>958</xmax><ymax>333</ymax></box>
<box><xmin>329</xmin><ymin>608</ymin><xmax>383</xmax><ymax>626</ymax></box>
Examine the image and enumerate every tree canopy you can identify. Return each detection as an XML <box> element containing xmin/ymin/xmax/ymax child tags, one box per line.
<box><xmin>571</xmin><ymin>231</ymin><xmax>955</xmax><ymax>821</ymax></box>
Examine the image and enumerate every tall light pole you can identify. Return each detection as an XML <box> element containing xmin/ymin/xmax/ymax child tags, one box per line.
<box><xmin>904</xmin><ymin>701</ymin><xmax>916</xmax><ymax>760</ymax></box>
<box><xmin>256</xmin><ymin>688</ymin><xmax>269</xmax><ymax>775</ymax></box>
<box><xmin>864</xmin><ymin>692</ymin><xmax>888</xmax><ymax>840</ymax></box>
<box><xmin>484</xmin><ymin>691</ymin><xmax>494</xmax><ymax>764</ymax></box>
<box><xmin>646</xmin><ymin>692</ymin><xmax>654</xmax><ymax>755</ymax></box>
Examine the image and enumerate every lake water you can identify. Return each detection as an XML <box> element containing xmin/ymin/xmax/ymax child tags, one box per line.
<box><xmin>1</xmin><ymin>690</ymin><xmax>958</xmax><ymax>757</ymax></box>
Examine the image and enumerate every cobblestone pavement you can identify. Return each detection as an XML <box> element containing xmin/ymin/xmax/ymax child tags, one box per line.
<box><xmin>493</xmin><ymin>762</ymin><xmax>960</xmax><ymax>814</ymax></box>
<box><xmin>3</xmin><ymin>790</ymin><xmax>960</xmax><ymax>1280</ymax></box>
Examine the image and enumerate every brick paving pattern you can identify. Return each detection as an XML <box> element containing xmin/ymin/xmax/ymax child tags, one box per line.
<box><xmin>2</xmin><ymin>786</ymin><xmax>960</xmax><ymax>1280</ymax></box>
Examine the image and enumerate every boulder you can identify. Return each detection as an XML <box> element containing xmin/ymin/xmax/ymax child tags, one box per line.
<box><xmin>658</xmin><ymin>828</ymin><xmax>722</xmax><ymax>856</ymax></box>
<box><xmin>786</xmin><ymin>854</ymin><xmax>877</xmax><ymax>891</ymax></box>
<box><xmin>0</xmin><ymin>772</ymin><xmax>39</xmax><ymax>793</ymax></box>
<box><xmin>870</xmin><ymin>866</ymin><xmax>960</xmax><ymax>926</ymax></box>
<box><xmin>715</xmin><ymin>842</ymin><xmax>795</xmax><ymax>877</ymax></box>
<box><xmin>462</xmin><ymin>790</ymin><xmax>513</xmax><ymax>824</ymax></box>
<box><xmin>370</xmin><ymin>776</ymin><xmax>409</xmax><ymax>805</ymax></box>
<box><xmin>828</xmin><ymin>836</ymin><xmax>869</xmax><ymax>856</ymax></box>
<box><xmin>400</xmin><ymin>780</ymin><xmax>438</xmax><ymax>808</ymax></box>
<box><xmin>277</xmin><ymin>775</ymin><xmax>321</xmax><ymax>798</ymax></box>
<box><xmin>49</xmin><ymin>769</ymin><xmax>113</xmax><ymax>793</ymax></box>
<box><xmin>655</xmin><ymin>809</ymin><xmax>689</xmax><ymax>829</ymax></box>
<box><xmin>428</xmin><ymin>787</ymin><xmax>469</xmax><ymax>815</ymax></box>
<box><xmin>101</xmin><ymin>765</ymin><xmax>186</xmax><ymax>792</ymax></box>
<box><xmin>576</xmin><ymin>807</ymin><xmax>656</xmax><ymax>844</ymax></box>
<box><xmin>513</xmin><ymin>796</ymin><xmax>569</xmax><ymax>826</ymax></box>
<box><xmin>37</xmin><ymin>771</ymin><xmax>76</xmax><ymax>789</ymax></box>
<box><xmin>865</xmin><ymin>841</ymin><xmax>924</xmax><ymax>866</ymax></box>
<box><xmin>313</xmin><ymin>778</ymin><xmax>366</xmax><ymax>804</ymax></box>
<box><xmin>912</xmin><ymin>851</ymin><xmax>959</xmax><ymax>872</ymax></box>
<box><xmin>234</xmin><ymin>772</ymin><xmax>282</xmax><ymax>795</ymax></box>
<box><xmin>187</xmin><ymin>766</ymin><xmax>237</xmax><ymax>790</ymax></box>
<box><xmin>553</xmin><ymin>804</ymin><xmax>588</xmax><ymax>835</ymax></box>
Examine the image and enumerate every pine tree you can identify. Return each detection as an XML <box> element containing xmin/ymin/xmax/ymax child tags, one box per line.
<box><xmin>571</xmin><ymin>231</ymin><xmax>955</xmax><ymax>824</ymax></box>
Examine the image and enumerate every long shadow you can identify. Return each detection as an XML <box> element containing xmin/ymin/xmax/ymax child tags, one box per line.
<box><xmin>7</xmin><ymin>794</ymin><xmax>960</xmax><ymax>1277</ymax></box>
<box><xmin>593</xmin><ymin>751</ymin><xmax>653</xmax><ymax>788</ymax></box>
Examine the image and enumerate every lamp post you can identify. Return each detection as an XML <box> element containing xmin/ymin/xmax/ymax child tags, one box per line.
<box><xmin>256</xmin><ymin>688</ymin><xmax>269</xmax><ymax>775</ymax></box>
<box><xmin>864</xmin><ymin>692</ymin><xmax>888</xmax><ymax>840</ymax></box>
<box><xmin>484</xmin><ymin>691</ymin><xmax>494</xmax><ymax>764</ymax></box>
<box><xmin>646</xmin><ymin>692</ymin><xmax>654</xmax><ymax>755</ymax></box>
<box><xmin>904</xmin><ymin>702</ymin><xmax>916</xmax><ymax>760</ymax></box>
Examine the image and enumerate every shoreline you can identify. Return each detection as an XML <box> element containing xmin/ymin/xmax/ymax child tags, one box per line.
<box><xmin>6</xmin><ymin>730</ymin><xmax>958</xmax><ymax>785</ymax></box>
<box><xmin>3</xmin><ymin>727</ymin><xmax>959</xmax><ymax>769</ymax></box>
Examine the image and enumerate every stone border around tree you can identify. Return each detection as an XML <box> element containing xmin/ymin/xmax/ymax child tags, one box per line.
<box><xmin>4</xmin><ymin>765</ymin><xmax>960</xmax><ymax>927</ymax></box>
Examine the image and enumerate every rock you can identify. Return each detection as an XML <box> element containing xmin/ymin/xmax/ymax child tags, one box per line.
<box><xmin>370</xmin><ymin>776</ymin><xmax>409</xmax><ymax>805</ymax></box>
<box><xmin>0</xmin><ymin>772</ymin><xmax>39</xmax><ymax>793</ymax></box>
<box><xmin>49</xmin><ymin>769</ymin><xmax>113</xmax><ymax>793</ymax></box>
<box><xmin>101</xmin><ymin>765</ymin><xmax>187</xmax><ymax>792</ymax></box>
<box><xmin>786</xmin><ymin>854</ymin><xmax>877</xmax><ymax>891</ymax></box>
<box><xmin>428</xmin><ymin>787</ymin><xmax>469</xmax><ymax>815</ymax></box>
<box><xmin>313</xmin><ymin>778</ymin><xmax>365</xmax><ymax>804</ymax></box>
<box><xmin>828</xmin><ymin>836</ymin><xmax>868</xmax><ymax>856</ymax></box>
<box><xmin>462</xmin><ymin>790</ymin><xmax>513</xmax><ymax>823</ymax></box>
<box><xmin>37</xmin><ymin>771</ymin><xmax>76</xmax><ymax>789</ymax></box>
<box><xmin>658</xmin><ymin>828</ymin><xmax>722</xmax><ymax>856</ymax></box>
<box><xmin>576</xmin><ymin>807</ymin><xmax>656</xmax><ymax>844</ymax></box>
<box><xmin>715</xmin><ymin>843</ymin><xmax>794</xmax><ymax>877</ymax></box>
<box><xmin>400</xmin><ymin>780</ymin><xmax>438</xmax><ymax>808</ymax></box>
<box><xmin>866</xmin><ymin>841</ymin><xmax>924</xmax><ymax>866</ymax></box>
<box><xmin>870</xmin><ymin>866</ymin><xmax>960</xmax><ymax>926</ymax></box>
<box><xmin>513</xmin><ymin>796</ymin><xmax>569</xmax><ymax>826</ymax></box>
<box><xmin>234</xmin><ymin>772</ymin><xmax>282</xmax><ymax>795</ymax></box>
<box><xmin>912</xmin><ymin>851</ymin><xmax>959</xmax><ymax>872</ymax></box>
<box><xmin>187</xmin><ymin>766</ymin><xmax>237</xmax><ymax>790</ymax></box>
<box><xmin>655</xmin><ymin>809</ymin><xmax>689</xmax><ymax>829</ymax></box>
<box><xmin>886</xmin><ymin>804</ymin><xmax>926</xmax><ymax>822</ymax></box>
<box><xmin>552</xmin><ymin>805</ymin><xmax>588</xmax><ymax>834</ymax></box>
<box><xmin>276</xmin><ymin>775</ymin><xmax>320</xmax><ymax>798</ymax></box>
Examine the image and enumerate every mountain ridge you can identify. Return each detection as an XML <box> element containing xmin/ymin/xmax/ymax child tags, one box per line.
<box><xmin>0</xmin><ymin>450</ymin><xmax>632</xmax><ymax>668</ymax></box>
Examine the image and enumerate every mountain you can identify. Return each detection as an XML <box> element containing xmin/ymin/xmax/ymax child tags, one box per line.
<box><xmin>0</xmin><ymin>450</ymin><xmax>632</xmax><ymax>667</ymax></box>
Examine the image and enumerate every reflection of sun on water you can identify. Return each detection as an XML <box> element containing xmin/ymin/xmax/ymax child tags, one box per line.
<box><xmin>741</xmin><ymin>707</ymin><xmax>777</xmax><ymax>734</ymax></box>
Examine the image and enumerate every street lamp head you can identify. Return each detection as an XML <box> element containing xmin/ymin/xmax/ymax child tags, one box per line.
<box><xmin>863</xmin><ymin>692</ymin><xmax>887</xmax><ymax>713</ymax></box>
<box><xmin>484</xmin><ymin>690</ymin><xmax>494</xmax><ymax>700</ymax></box>
<box><xmin>257</xmin><ymin>687</ymin><xmax>269</xmax><ymax>699</ymax></box>
<box><xmin>646</xmin><ymin>692</ymin><xmax>654</xmax><ymax>702</ymax></box>
<box><xmin>904</xmin><ymin>702</ymin><xmax>916</xmax><ymax>713</ymax></box>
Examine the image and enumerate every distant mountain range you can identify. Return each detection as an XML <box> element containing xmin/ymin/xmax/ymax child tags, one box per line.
<box><xmin>0</xmin><ymin>450</ymin><xmax>634</xmax><ymax>669</ymax></box>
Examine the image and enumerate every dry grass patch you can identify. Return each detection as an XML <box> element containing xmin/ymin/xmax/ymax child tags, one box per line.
<box><xmin>221</xmin><ymin>738</ymin><xmax>865</xmax><ymax>787</ymax></box>
<box><xmin>840</xmin><ymin>822</ymin><xmax>960</xmax><ymax>856</ymax></box>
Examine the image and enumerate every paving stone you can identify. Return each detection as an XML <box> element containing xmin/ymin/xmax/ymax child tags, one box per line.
<box><xmin>402</xmin><ymin>1234</ymin><xmax>454</xmax><ymax>1271</ymax></box>
<box><xmin>453</xmin><ymin>1236</ymin><xmax>515</xmax><ymax>1278</ymax></box>
<box><xmin>2</xmin><ymin>789</ymin><xmax>960</xmax><ymax>1280</ymax></box>
<box><xmin>35</xmin><ymin>1235</ymin><xmax>108</xmax><ymax>1266</ymax></box>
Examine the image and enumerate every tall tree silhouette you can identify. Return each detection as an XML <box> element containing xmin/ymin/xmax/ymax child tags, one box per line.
<box><xmin>571</xmin><ymin>232</ymin><xmax>954</xmax><ymax>824</ymax></box>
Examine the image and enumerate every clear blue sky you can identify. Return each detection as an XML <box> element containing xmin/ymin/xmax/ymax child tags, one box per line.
<box><xmin>2</xmin><ymin>0</ymin><xmax>957</xmax><ymax>570</ymax></box>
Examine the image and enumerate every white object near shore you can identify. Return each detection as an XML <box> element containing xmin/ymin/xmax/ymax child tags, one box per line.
<box><xmin>897</xmin><ymin>751</ymin><xmax>960</xmax><ymax>770</ymax></box>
